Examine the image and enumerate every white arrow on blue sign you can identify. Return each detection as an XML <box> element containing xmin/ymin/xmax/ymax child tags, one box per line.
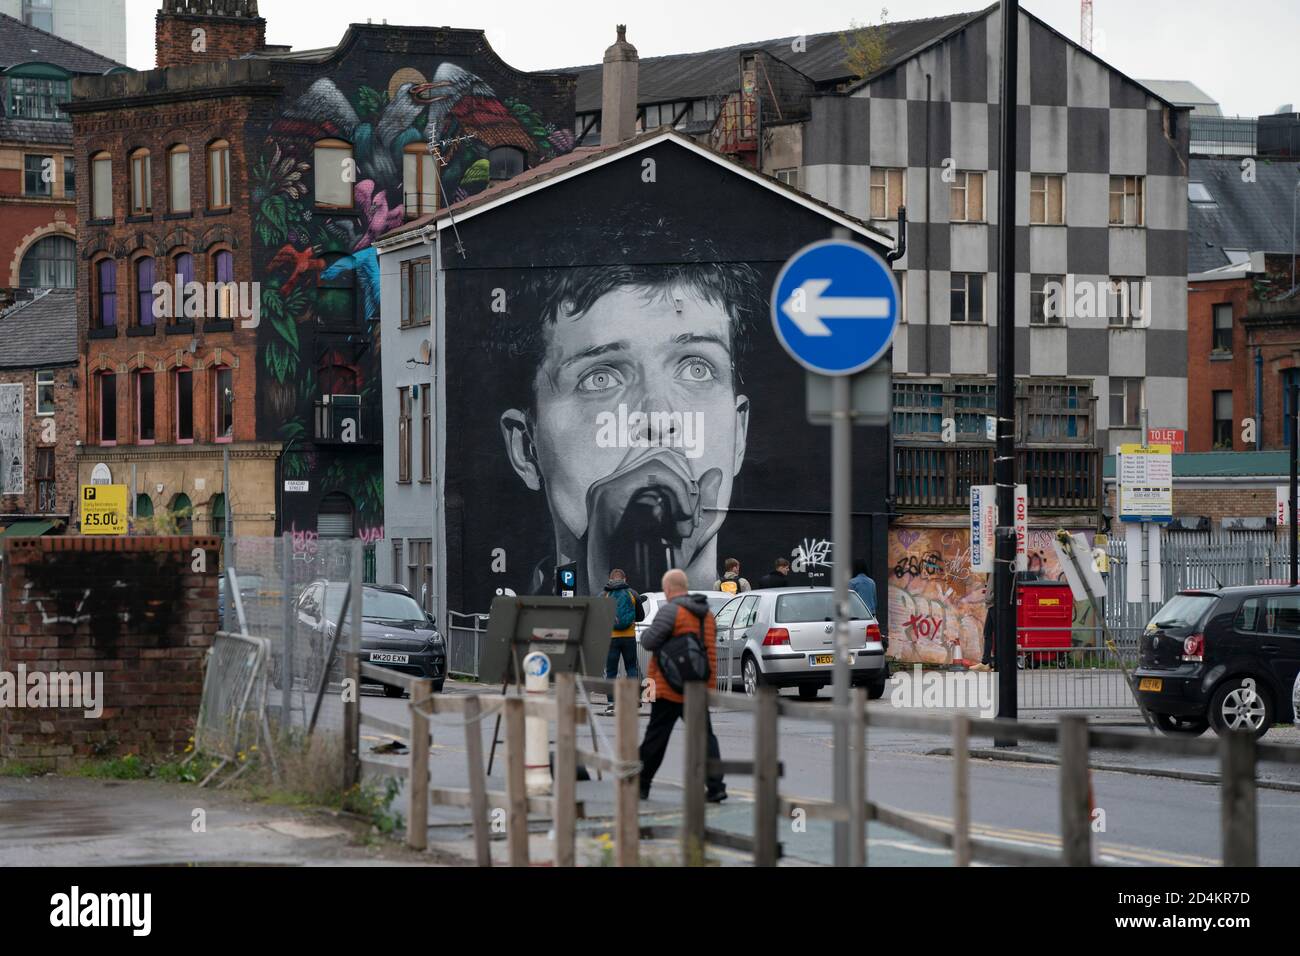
<box><xmin>771</xmin><ymin>239</ymin><xmax>900</xmax><ymax>376</ymax></box>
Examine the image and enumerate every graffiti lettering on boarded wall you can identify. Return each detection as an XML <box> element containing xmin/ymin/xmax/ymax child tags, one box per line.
<box><xmin>887</xmin><ymin>526</ymin><xmax>1096</xmax><ymax>664</ymax></box>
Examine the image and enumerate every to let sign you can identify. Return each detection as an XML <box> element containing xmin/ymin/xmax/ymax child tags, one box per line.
<box><xmin>1147</xmin><ymin>428</ymin><xmax>1185</xmax><ymax>454</ymax></box>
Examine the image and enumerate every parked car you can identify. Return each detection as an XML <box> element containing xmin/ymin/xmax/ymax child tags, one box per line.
<box><xmin>1293</xmin><ymin>671</ymin><xmax>1300</xmax><ymax>731</ymax></box>
<box><xmin>633</xmin><ymin>590</ymin><xmax>736</xmax><ymax>678</ymax></box>
<box><xmin>1135</xmin><ymin>587</ymin><xmax>1300</xmax><ymax>738</ymax></box>
<box><xmin>291</xmin><ymin>581</ymin><xmax>446</xmax><ymax>697</ymax></box>
<box><xmin>713</xmin><ymin>587</ymin><xmax>888</xmax><ymax>700</ymax></box>
<box><xmin>217</xmin><ymin>573</ymin><xmax>264</xmax><ymax>631</ymax></box>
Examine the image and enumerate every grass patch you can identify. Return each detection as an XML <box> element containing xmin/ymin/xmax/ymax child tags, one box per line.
<box><xmin>0</xmin><ymin>759</ymin><xmax>55</xmax><ymax>777</ymax></box>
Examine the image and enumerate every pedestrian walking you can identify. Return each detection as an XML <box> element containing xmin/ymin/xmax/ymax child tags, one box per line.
<box><xmin>756</xmin><ymin>557</ymin><xmax>792</xmax><ymax>589</ymax></box>
<box><xmin>601</xmin><ymin>568</ymin><xmax>641</xmax><ymax>716</ymax></box>
<box><xmin>713</xmin><ymin>557</ymin><xmax>750</xmax><ymax>595</ymax></box>
<box><xmin>639</xmin><ymin>568</ymin><xmax>726</xmax><ymax>803</ymax></box>
<box><xmin>849</xmin><ymin>559</ymin><xmax>877</xmax><ymax>617</ymax></box>
<box><xmin>972</xmin><ymin>577</ymin><xmax>996</xmax><ymax>671</ymax></box>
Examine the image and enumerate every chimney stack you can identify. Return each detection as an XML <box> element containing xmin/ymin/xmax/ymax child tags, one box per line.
<box><xmin>156</xmin><ymin>0</ymin><xmax>267</xmax><ymax>70</ymax></box>
<box><xmin>601</xmin><ymin>24</ymin><xmax>639</xmax><ymax>146</ymax></box>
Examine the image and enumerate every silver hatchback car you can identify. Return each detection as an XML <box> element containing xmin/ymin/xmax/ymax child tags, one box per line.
<box><xmin>714</xmin><ymin>587</ymin><xmax>887</xmax><ymax>699</ymax></box>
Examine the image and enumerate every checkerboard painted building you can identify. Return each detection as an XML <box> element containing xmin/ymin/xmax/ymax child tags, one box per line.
<box><xmin>801</xmin><ymin>4</ymin><xmax>1190</xmax><ymax>454</ymax></box>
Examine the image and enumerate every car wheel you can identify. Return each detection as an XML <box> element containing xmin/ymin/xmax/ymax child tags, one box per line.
<box><xmin>1209</xmin><ymin>678</ymin><xmax>1273</xmax><ymax>738</ymax></box>
<box><xmin>431</xmin><ymin>679</ymin><xmax>445</xmax><ymax>693</ymax></box>
<box><xmin>798</xmin><ymin>684</ymin><xmax>820</xmax><ymax>701</ymax></box>
<box><xmin>383</xmin><ymin>684</ymin><xmax>406</xmax><ymax>699</ymax></box>
<box><xmin>1153</xmin><ymin>712</ymin><xmax>1209</xmax><ymax>737</ymax></box>
<box><xmin>866</xmin><ymin>675</ymin><xmax>888</xmax><ymax>700</ymax></box>
<box><xmin>742</xmin><ymin>655</ymin><xmax>763</xmax><ymax>697</ymax></box>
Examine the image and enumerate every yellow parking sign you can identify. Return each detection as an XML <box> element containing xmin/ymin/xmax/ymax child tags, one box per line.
<box><xmin>81</xmin><ymin>484</ymin><xmax>128</xmax><ymax>535</ymax></box>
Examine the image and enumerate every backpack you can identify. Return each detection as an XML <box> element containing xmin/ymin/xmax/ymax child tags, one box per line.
<box><xmin>655</xmin><ymin>606</ymin><xmax>711</xmax><ymax>694</ymax></box>
<box><xmin>612</xmin><ymin>588</ymin><xmax>637</xmax><ymax>630</ymax></box>
<box><xmin>718</xmin><ymin>578</ymin><xmax>739</xmax><ymax>594</ymax></box>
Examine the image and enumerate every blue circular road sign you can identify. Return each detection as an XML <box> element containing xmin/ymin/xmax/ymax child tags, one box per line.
<box><xmin>771</xmin><ymin>239</ymin><xmax>900</xmax><ymax>375</ymax></box>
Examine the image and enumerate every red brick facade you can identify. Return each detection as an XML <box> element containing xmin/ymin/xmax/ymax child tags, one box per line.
<box><xmin>0</xmin><ymin>363</ymin><xmax>81</xmax><ymax>524</ymax></box>
<box><xmin>0</xmin><ymin>535</ymin><xmax>218</xmax><ymax>764</ymax></box>
<box><xmin>155</xmin><ymin>2</ymin><xmax>267</xmax><ymax>70</ymax></box>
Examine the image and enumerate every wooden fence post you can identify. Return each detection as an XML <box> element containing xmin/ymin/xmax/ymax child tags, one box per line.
<box><xmin>849</xmin><ymin>688</ymin><xmax>867</xmax><ymax>868</ymax></box>
<box><xmin>754</xmin><ymin>685</ymin><xmax>779</xmax><ymax>866</ymax></box>
<box><xmin>504</xmin><ymin>695</ymin><xmax>530</xmax><ymax>867</ymax></box>
<box><xmin>1220</xmin><ymin>730</ymin><xmax>1258</xmax><ymax>867</ymax></box>
<box><xmin>952</xmin><ymin>715</ymin><xmax>971</xmax><ymax>867</ymax></box>
<box><xmin>462</xmin><ymin>694</ymin><xmax>492</xmax><ymax>867</ymax></box>
<box><xmin>615</xmin><ymin>678</ymin><xmax>640</xmax><ymax>867</ymax></box>
<box><xmin>1058</xmin><ymin>714</ymin><xmax>1092</xmax><ymax>867</ymax></box>
<box><xmin>554</xmin><ymin>673</ymin><xmax>577</xmax><ymax>868</ymax></box>
<box><xmin>681</xmin><ymin>682</ymin><xmax>707</xmax><ymax>866</ymax></box>
<box><xmin>407</xmin><ymin>678</ymin><xmax>431</xmax><ymax>851</ymax></box>
<box><xmin>342</xmin><ymin>652</ymin><xmax>360</xmax><ymax>789</ymax></box>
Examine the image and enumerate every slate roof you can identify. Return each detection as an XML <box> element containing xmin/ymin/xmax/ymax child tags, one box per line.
<box><xmin>0</xmin><ymin>290</ymin><xmax>78</xmax><ymax>369</ymax></box>
<box><xmin>0</xmin><ymin>13</ymin><xmax>124</xmax><ymax>74</ymax></box>
<box><xmin>1188</xmin><ymin>156</ymin><xmax>1300</xmax><ymax>274</ymax></box>
<box><xmin>556</xmin><ymin>12</ymin><xmax>982</xmax><ymax>112</ymax></box>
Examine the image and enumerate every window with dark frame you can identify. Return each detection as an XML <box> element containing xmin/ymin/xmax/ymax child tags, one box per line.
<box><xmin>215</xmin><ymin>366</ymin><xmax>234</xmax><ymax>441</ymax></box>
<box><xmin>208</xmin><ymin>140</ymin><xmax>231</xmax><ymax>209</ymax></box>
<box><xmin>1109</xmin><ymin>175</ymin><xmax>1145</xmax><ymax>226</ymax></box>
<box><xmin>24</xmin><ymin>154</ymin><xmax>52</xmax><ymax>196</ymax></box>
<box><xmin>1212</xmin><ymin>303</ymin><xmax>1233</xmax><ymax>353</ymax></box>
<box><xmin>1109</xmin><ymin>377</ymin><xmax>1142</xmax><ymax>429</ymax></box>
<box><xmin>400</xmin><ymin>258</ymin><xmax>431</xmax><ymax>328</ymax></box>
<box><xmin>35</xmin><ymin>446</ymin><xmax>55</xmax><ymax>513</ymax></box>
<box><xmin>135</xmin><ymin>257</ymin><xmax>155</xmax><ymax>326</ymax></box>
<box><xmin>1030</xmin><ymin>274</ymin><xmax>1065</xmax><ymax>326</ymax></box>
<box><xmin>95</xmin><ymin>258</ymin><xmax>116</xmax><ymax>328</ymax></box>
<box><xmin>63</xmin><ymin>156</ymin><xmax>75</xmax><ymax>197</ymax></box>
<box><xmin>1213</xmin><ymin>390</ymin><xmax>1233</xmax><ymax>449</ymax></box>
<box><xmin>36</xmin><ymin>370</ymin><xmax>55</xmax><ymax>415</ymax></box>
<box><xmin>175</xmin><ymin>368</ymin><xmax>194</xmax><ymax>442</ymax></box>
<box><xmin>420</xmin><ymin>386</ymin><xmax>431</xmax><ymax>481</ymax></box>
<box><xmin>950</xmin><ymin>273</ymin><xmax>984</xmax><ymax>323</ymax></box>
<box><xmin>99</xmin><ymin>372</ymin><xmax>117</xmax><ymax>444</ymax></box>
<box><xmin>129</xmin><ymin>149</ymin><xmax>151</xmax><ymax>215</ymax></box>
<box><xmin>136</xmin><ymin>370</ymin><xmax>155</xmax><ymax>443</ymax></box>
<box><xmin>397</xmin><ymin>386</ymin><xmax>412</xmax><ymax>483</ymax></box>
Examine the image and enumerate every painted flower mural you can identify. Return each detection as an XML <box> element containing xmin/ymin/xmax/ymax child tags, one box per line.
<box><xmin>253</xmin><ymin>65</ymin><xmax>574</xmax><ymax>529</ymax></box>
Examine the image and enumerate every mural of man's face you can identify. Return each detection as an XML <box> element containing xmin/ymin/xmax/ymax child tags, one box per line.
<box><xmin>501</xmin><ymin>283</ymin><xmax>749</xmax><ymax>590</ymax></box>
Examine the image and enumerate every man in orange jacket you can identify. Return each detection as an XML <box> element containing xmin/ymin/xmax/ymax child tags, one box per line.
<box><xmin>638</xmin><ymin>568</ymin><xmax>726</xmax><ymax>803</ymax></box>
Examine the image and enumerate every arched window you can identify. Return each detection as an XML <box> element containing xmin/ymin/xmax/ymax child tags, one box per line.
<box><xmin>134</xmin><ymin>368</ymin><xmax>155</xmax><ymax>444</ymax></box>
<box><xmin>129</xmin><ymin>148</ymin><xmax>151</xmax><ymax>215</ymax></box>
<box><xmin>488</xmin><ymin>146</ymin><xmax>525</xmax><ymax>182</ymax></box>
<box><xmin>134</xmin><ymin>256</ymin><xmax>156</xmax><ymax>326</ymax></box>
<box><xmin>169</xmin><ymin>493</ymin><xmax>193</xmax><ymax>535</ymax></box>
<box><xmin>208</xmin><ymin>139</ymin><xmax>230</xmax><ymax>209</ymax></box>
<box><xmin>317</xmin><ymin>492</ymin><xmax>354</xmax><ymax>539</ymax></box>
<box><xmin>213</xmin><ymin>364</ymin><xmax>234</xmax><ymax>442</ymax></box>
<box><xmin>135</xmin><ymin>493</ymin><xmax>154</xmax><ymax>519</ymax></box>
<box><xmin>317</xmin><ymin>253</ymin><xmax>356</xmax><ymax>326</ymax></box>
<box><xmin>174</xmin><ymin>366</ymin><xmax>194</xmax><ymax>442</ymax></box>
<box><xmin>19</xmin><ymin>235</ymin><xmax>74</xmax><ymax>289</ymax></box>
<box><xmin>402</xmin><ymin>142</ymin><xmax>436</xmax><ymax>217</ymax></box>
<box><xmin>173</xmin><ymin>251</ymin><xmax>194</xmax><ymax>293</ymax></box>
<box><xmin>91</xmin><ymin>151</ymin><xmax>112</xmax><ymax>220</ymax></box>
<box><xmin>212</xmin><ymin>249</ymin><xmax>234</xmax><ymax>318</ymax></box>
<box><xmin>93</xmin><ymin>257</ymin><xmax>116</xmax><ymax>328</ymax></box>
<box><xmin>314</xmin><ymin>138</ymin><xmax>353</xmax><ymax>209</ymax></box>
<box><xmin>97</xmin><ymin>370</ymin><xmax>117</xmax><ymax>445</ymax></box>
<box><xmin>210</xmin><ymin>493</ymin><xmax>226</xmax><ymax>536</ymax></box>
<box><xmin>168</xmin><ymin>144</ymin><xmax>191</xmax><ymax>213</ymax></box>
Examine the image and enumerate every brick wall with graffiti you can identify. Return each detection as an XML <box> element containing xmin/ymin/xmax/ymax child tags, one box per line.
<box><xmin>887</xmin><ymin>525</ymin><xmax>1096</xmax><ymax>664</ymax></box>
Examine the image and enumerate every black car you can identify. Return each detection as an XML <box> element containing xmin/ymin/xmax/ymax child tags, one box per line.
<box><xmin>294</xmin><ymin>581</ymin><xmax>446</xmax><ymax>697</ymax></box>
<box><xmin>1135</xmin><ymin>587</ymin><xmax>1300</xmax><ymax>738</ymax></box>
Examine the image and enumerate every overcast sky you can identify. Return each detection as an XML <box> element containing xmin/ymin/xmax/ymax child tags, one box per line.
<box><xmin>125</xmin><ymin>0</ymin><xmax>1294</xmax><ymax>118</ymax></box>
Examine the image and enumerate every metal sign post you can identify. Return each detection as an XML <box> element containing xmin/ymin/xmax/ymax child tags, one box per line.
<box><xmin>772</xmin><ymin>230</ymin><xmax>899</xmax><ymax>868</ymax></box>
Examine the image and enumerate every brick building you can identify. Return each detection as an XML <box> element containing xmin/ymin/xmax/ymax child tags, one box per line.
<box><xmin>1186</xmin><ymin>155</ymin><xmax>1300</xmax><ymax>453</ymax></box>
<box><xmin>0</xmin><ymin>289</ymin><xmax>80</xmax><ymax>534</ymax></box>
<box><xmin>0</xmin><ymin>12</ymin><xmax>123</xmax><ymax>307</ymax></box>
<box><xmin>68</xmin><ymin>0</ymin><xmax>576</xmax><ymax>555</ymax></box>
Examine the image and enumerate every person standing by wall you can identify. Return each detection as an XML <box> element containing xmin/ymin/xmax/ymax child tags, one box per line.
<box><xmin>601</xmin><ymin>568</ymin><xmax>641</xmax><ymax>715</ymax></box>
<box><xmin>713</xmin><ymin>557</ymin><xmax>750</xmax><ymax>594</ymax></box>
<box><xmin>849</xmin><ymin>558</ymin><xmax>877</xmax><ymax>617</ymax></box>
<box><xmin>972</xmin><ymin>576</ymin><xmax>996</xmax><ymax>672</ymax></box>
<box><xmin>639</xmin><ymin>568</ymin><xmax>726</xmax><ymax>803</ymax></box>
<box><xmin>756</xmin><ymin>557</ymin><xmax>792</xmax><ymax>589</ymax></box>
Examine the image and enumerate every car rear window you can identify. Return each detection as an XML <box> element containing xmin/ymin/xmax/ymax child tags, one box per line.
<box><xmin>1148</xmin><ymin>593</ymin><xmax>1217</xmax><ymax>630</ymax></box>
<box><xmin>775</xmin><ymin>591</ymin><xmax>870</xmax><ymax>623</ymax></box>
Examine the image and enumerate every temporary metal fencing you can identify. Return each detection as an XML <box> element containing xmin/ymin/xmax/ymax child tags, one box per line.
<box><xmin>447</xmin><ymin>611</ymin><xmax>488</xmax><ymax>679</ymax></box>
<box><xmin>219</xmin><ymin>535</ymin><xmax>365</xmax><ymax>733</ymax></box>
<box><xmin>192</xmin><ymin>630</ymin><xmax>274</xmax><ymax>786</ymax></box>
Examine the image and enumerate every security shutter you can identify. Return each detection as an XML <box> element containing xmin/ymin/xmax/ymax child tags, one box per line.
<box><xmin>317</xmin><ymin>492</ymin><xmax>354</xmax><ymax>538</ymax></box>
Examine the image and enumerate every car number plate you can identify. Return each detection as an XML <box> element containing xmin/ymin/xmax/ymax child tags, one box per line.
<box><xmin>811</xmin><ymin>654</ymin><xmax>835</xmax><ymax>666</ymax></box>
<box><xmin>371</xmin><ymin>652</ymin><xmax>409</xmax><ymax>665</ymax></box>
<box><xmin>1138</xmin><ymin>677</ymin><xmax>1163</xmax><ymax>692</ymax></box>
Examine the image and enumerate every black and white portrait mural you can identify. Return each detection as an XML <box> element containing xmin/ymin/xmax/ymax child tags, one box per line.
<box><xmin>0</xmin><ymin>384</ymin><xmax>23</xmax><ymax>496</ymax></box>
<box><xmin>441</xmin><ymin>141</ymin><xmax>891</xmax><ymax>613</ymax></box>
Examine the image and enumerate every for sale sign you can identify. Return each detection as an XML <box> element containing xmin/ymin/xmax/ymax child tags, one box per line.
<box><xmin>970</xmin><ymin>484</ymin><xmax>997</xmax><ymax>574</ymax></box>
<box><xmin>1014</xmin><ymin>484</ymin><xmax>1028</xmax><ymax>572</ymax></box>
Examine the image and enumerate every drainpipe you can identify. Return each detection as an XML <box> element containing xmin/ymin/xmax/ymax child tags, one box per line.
<box><xmin>1256</xmin><ymin>348</ymin><xmax>1264</xmax><ymax>451</ymax></box>
<box><xmin>924</xmin><ymin>72</ymin><xmax>932</xmax><ymax>376</ymax></box>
